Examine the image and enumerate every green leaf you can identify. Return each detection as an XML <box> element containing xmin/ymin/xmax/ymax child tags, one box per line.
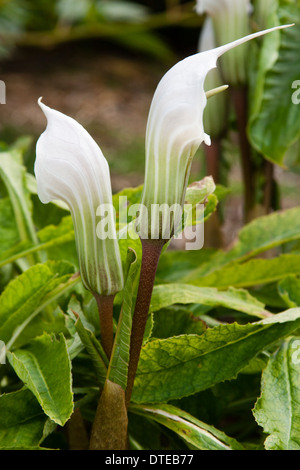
<box><xmin>184</xmin><ymin>177</ymin><xmax>216</xmax><ymax>206</ymax></box>
<box><xmin>0</xmin><ymin>215</ymin><xmax>76</xmax><ymax>269</ymax></box>
<box><xmin>0</xmin><ymin>197</ymin><xmax>19</xmax><ymax>255</ymax></box>
<box><xmin>152</xmin><ymin>306</ymin><xmax>207</xmax><ymax>339</ymax></box>
<box><xmin>187</xmin><ymin>254</ymin><xmax>300</xmax><ymax>289</ymax></box>
<box><xmin>37</xmin><ymin>215</ymin><xmax>77</xmax><ymax>263</ymax></box>
<box><xmin>0</xmin><ymin>150</ymin><xmax>38</xmax><ymax>248</ymax></box>
<box><xmin>150</xmin><ymin>284</ymin><xmax>271</xmax><ymax>318</ymax></box>
<box><xmin>278</xmin><ymin>275</ymin><xmax>300</xmax><ymax>307</ymax></box>
<box><xmin>8</xmin><ymin>333</ymin><xmax>73</xmax><ymax>426</ymax></box>
<box><xmin>174</xmin><ymin>177</ymin><xmax>218</xmax><ymax>239</ymax></box>
<box><xmin>112</xmin><ymin>185</ymin><xmax>143</xmax><ymax>233</ymax></box>
<box><xmin>0</xmin><ymin>388</ymin><xmax>47</xmax><ymax>450</ymax></box>
<box><xmin>130</xmin><ymin>403</ymin><xmax>244</xmax><ymax>450</ymax></box>
<box><xmin>73</xmin><ymin>313</ymin><xmax>108</xmax><ymax>385</ymax></box>
<box><xmin>107</xmin><ymin>248</ymin><xmax>138</xmax><ymax>390</ymax></box>
<box><xmin>253</xmin><ymin>337</ymin><xmax>300</xmax><ymax>450</ymax></box>
<box><xmin>13</xmin><ymin>306</ymin><xmax>68</xmax><ymax>350</ymax></box>
<box><xmin>184</xmin><ymin>206</ymin><xmax>300</xmax><ymax>280</ymax></box>
<box><xmin>156</xmin><ymin>248</ymin><xmax>216</xmax><ymax>283</ymax></box>
<box><xmin>0</xmin><ymin>260</ymin><xmax>76</xmax><ymax>346</ymax></box>
<box><xmin>131</xmin><ymin>309</ymin><xmax>300</xmax><ymax>403</ymax></box>
<box><xmin>248</xmin><ymin>5</ymin><xmax>300</xmax><ymax>164</ymax></box>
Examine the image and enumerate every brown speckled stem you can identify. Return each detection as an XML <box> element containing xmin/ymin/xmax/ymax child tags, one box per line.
<box><xmin>125</xmin><ymin>238</ymin><xmax>166</xmax><ymax>407</ymax></box>
<box><xmin>231</xmin><ymin>86</ymin><xmax>256</xmax><ymax>222</ymax></box>
<box><xmin>94</xmin><ymin>293</ymin><xmax>115</xmax><ymax>360</ymax></box>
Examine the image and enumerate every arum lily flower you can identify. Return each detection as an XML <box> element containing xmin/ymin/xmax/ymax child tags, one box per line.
<box><xmin>196</xmin><ymin>0</ymin><xmax>252</xmax><ymax>85</ymax></box>
<box><xmin>34</xmin><ymin>99</ymin><xmax>124</xmax><ymax>297</ymax></box>
<box><xmin>139</xmin><ymin>24</ymin><xmax>292</xmax><ymax>241</ymax></box>
<box><xmin>125</xmin><ymin>22</ymin><xmax>293</xmax><ymax>407</ymax></box>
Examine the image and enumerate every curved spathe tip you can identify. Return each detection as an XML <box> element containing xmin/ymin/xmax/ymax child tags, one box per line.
<box><xmin>37</xmin><ymin>97</ymin><xmax>51</xmax><ymax>121</ymax></box>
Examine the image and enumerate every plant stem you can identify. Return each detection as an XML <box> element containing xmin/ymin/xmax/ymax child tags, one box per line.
<box><xmin>125</xmin><ymin>238</ymin><xmax>165</xmax><ymax>407</ymax></box>
<box><xmin>263</xmin><ymin>160</ymin><xmax>275</xmax><ymax>214</ymax></box>
<box><xmin>94</xmin><ymin>294</ymin><xmax>115</xmax><ymax>360</ymax></box>
<box><xmin>89</xmin><ymin>380</ymin><xmax>128</xmax><ymax>450</ymax></box>
<box><xmin>66</xmin><ymin>408</ymin><xmax>89</xmax><ymax>450</ymax></box>
<box><xmin>231</xmin><ymin>86</ymin><xmax>256</xmax><ymax>222</ymax></box>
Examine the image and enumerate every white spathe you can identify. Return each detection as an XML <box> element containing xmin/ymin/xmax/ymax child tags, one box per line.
<box><xmin>35</xmin><ymin>99</ymin><xmax>124</xmax><ymax>296</ymax></box>
<box><xmin>140</xmin><ymin>24</ymin><xmax>293</xmax><ymax>240</ymax></box>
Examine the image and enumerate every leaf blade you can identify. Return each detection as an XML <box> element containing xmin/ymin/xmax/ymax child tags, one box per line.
<box><xmin>132</xmin><ymin>309</ymin><xmax>300</xmax><ymax>403</ymax></box>
<box><xmin>150</xmin><ymin>283</ymin><xmax>271</xmax><ymax>318</ymax></box>
<box><xmin>130</xmin><ymin>403</ymin><xmax>244</xmax><ymax>450</ymax></box>
<box><xmin>8</xmin><ymin>333</ymin><xmax>74</xmax><ymax>426</ymax></box>
<box><xmin>107</xmin><ymin>248</ymin><xmax>138</xmax><ymax>389</ymax></box>
<box><xmin>253</xmin><ymin>337</ymin><xmax>300</xmax><ymax>450</ymax></box>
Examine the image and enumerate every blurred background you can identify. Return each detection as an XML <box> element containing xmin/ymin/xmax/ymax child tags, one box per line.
<box><xmin>0</xmin><ymin>0</ymin><xmax>300</xmax><ymax>248</ymax></box>
<box><xmin>0</xmin><ymin>1</ymin><xmax>203</xmax><ymax>186</ymax></box>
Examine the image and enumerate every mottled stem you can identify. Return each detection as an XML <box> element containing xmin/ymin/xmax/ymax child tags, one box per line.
<box><xmin>125</xmin><ymin>238</ymin><xmax>166</xmax><ymax>407</ymax></box>
<box><xmin>89</xmin><ymin>380</ymin><xmax>128</xmax><ymax>450</ymax></box>
<box><xmin>231</xmin><ymin>86</ymin><xmax>256</xmax><ymax>222</ymax></box>
<box><xmin>94</xmin><ymin>294</ymin><xmax>115</xmax><ymax>360</ymax></box>
<box><xmin>263</xmin><ymin>159</ymin><xmax>275</xmax><ymax>214</ymax></box>
<box><xmin>66</xmin><ymin>408</ymin><xmax>89</xmax><ymax>450</ymax></box>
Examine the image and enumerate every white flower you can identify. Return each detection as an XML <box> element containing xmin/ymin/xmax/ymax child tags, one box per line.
<box><xmin>35</xmin><ymin>99</ymin><xmax>124</xmax><ymax>296</ymax></box>
<box><xmin>139</xmin><ymin>24</ymin><xmax>293</xmax><ymax>240</ymax></box>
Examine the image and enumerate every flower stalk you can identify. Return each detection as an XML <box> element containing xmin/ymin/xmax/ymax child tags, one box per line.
<box><xmin>125</xmin><ymin>238</ymin><xmax>166</xmax><ymax>407</ymax></box>
<box><xmin>231</xmin><ymin>86</ymin><xmax>256</xmax><ymax>221</ymax></box>
<box><xmin>94</xmin><ymin>293</ymin><xmax>115</xmax><ymax>359</ymax></box>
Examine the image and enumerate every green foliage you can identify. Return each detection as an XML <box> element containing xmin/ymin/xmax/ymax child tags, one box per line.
<box><xmin>107</xmin><ymin>248</ymin><xmax>138</xmax><ymax>390</ymax></box>
<box><xmin>130</xmin><ymin>403</ymin><xmax>245</xmax><ymax>450</ymax></box>
<box><xmin>1</xmin><ymin>1</ymin><xmax>300</xmax><ymax>449</ymax></box>
<box><xmin>1</xmin><ymin>141</ymin><xmax>300</xmax><ymax>449</ymax></box>
<box><xmin>248</xmin><ymin>2</ymin><xmax>300</xmax><ymax>164</ymax></box>
<box><xmin>8</xmin><ymin>333</ymin><xmax>73</xmax><ymax>426</ymax></box>
<box><xmin>132</xmin><ymin>310</ymin><xmax>300</xmax><ymax>404</ymax></box>
<box><xmin>0</xmin><ymin>0</ymin><xmax>178</xmax><ymax>61</ymax></box>
<box><xmin>0</xmin><ymin>388</ymin><xmax>49</xmax><ymax>450</ymax></box>
<box><xmin>150</xmin><ymin>284</ymin><xmax>271</xmax><ymax>318</ymax></box>
<box><xmin>253</xmin><ymin>337</ymin><xmax>300</xmax><ymax>450</ymax></box>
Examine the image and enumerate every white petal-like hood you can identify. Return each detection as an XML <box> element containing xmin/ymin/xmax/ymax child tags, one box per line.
<box><xmin>140</xmin><ymin>24</ymin><xmax>293</xmax><ymax>239</ymax></box>
<box><xmin>35</xmin><ymin>98</ymin><xmax>111</xmax><ymax>208</ymax></box>
<box><xmin>35</xmin><ymin>100</ymin><xmax>124</xmax><ymax>296</ymax></box>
